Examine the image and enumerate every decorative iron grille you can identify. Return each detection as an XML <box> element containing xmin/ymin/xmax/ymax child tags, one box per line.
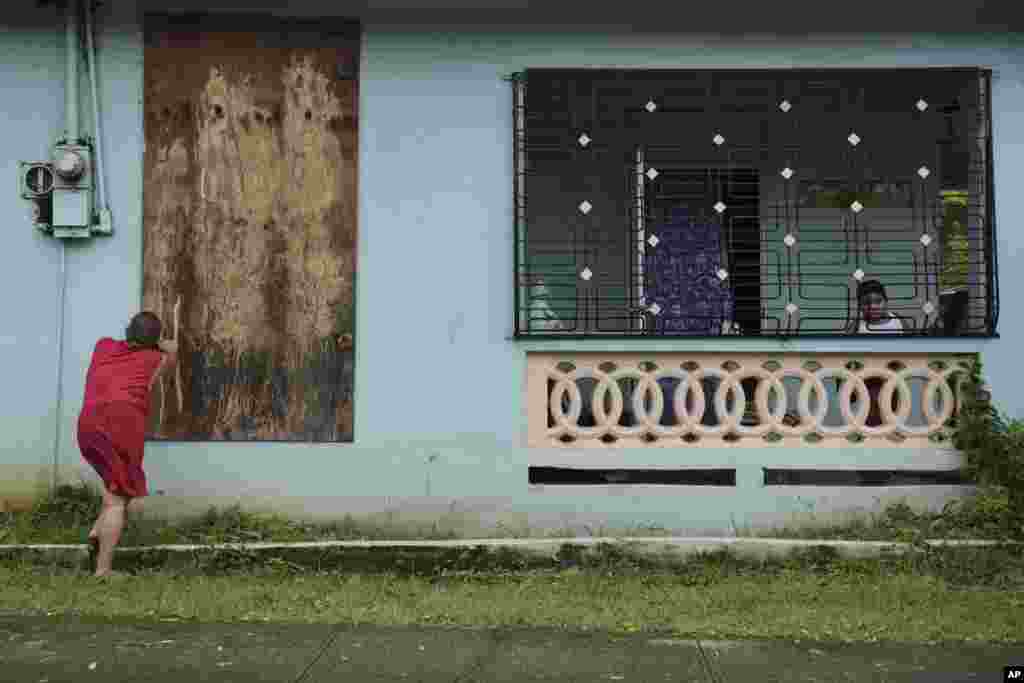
<box><xmin>512</xmin><ymin>68</ymin><xmax>997</xmax><ymax>338</ymax></box>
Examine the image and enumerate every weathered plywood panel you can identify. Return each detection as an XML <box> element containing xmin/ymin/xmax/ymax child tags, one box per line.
<box><xmin>142</xmin><ymin>15</ymin><xmax>359</xmax><ymax>441</ymax></box>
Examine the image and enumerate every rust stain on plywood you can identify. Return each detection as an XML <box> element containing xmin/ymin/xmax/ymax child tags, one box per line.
<box><xmin>143</xmin><ymin>17</ymin><xmax>359</xmax><ymax>441</ymax></box>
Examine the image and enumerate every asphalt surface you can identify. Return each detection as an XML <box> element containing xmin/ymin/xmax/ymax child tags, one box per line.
<box><xmin>2</xmin><ymin>613</ymin><xmax>1022</xmax><ymax>682</ymax></box>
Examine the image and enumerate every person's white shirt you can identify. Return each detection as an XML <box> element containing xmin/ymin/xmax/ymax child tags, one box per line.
<box><xmin>858</xmin><ymin>313</ymin><xmax>903</xmax><ymax>334</ymax></box>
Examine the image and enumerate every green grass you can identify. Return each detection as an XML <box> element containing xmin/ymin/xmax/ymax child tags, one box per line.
<box><xmin>748</xmin><ymin>495</ymin><xmax>1024</xmax><ymax>543</ymax></box>
<box><xmin>0</xmin><ymin>482</ymin><xmax>684</xmax><ymax>545</ymax></box>
<box><xmin>6</xmin><ymin>483</ymin><xmax>1024</xmax><ymax>643</ymax></box>
<box><xmin>0</xmin><ymin>481</ymin><xmax>464</xmax><ymax>546</ymax></box>
<box><xmin>745</xmin><ymin>508</ymin><xmax>943</xmax><ymax>542</ymax></box>
<box><xmin>7</xmin><ymin>481</ymin><xmax>1019</xmax><ymax>548</ymax></box>
<box><xmin>1</xmin><ymin>562</ymin><xmax>1021</xmax><ymax>643</ymax></box>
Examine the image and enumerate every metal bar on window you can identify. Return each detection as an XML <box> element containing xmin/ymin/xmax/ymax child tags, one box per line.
<box><xmin>983</xmin><ymin>70</ymin><xmax>999</xmax><ymax>334</ymax></box>
<box><xmin>635</xmin><ymin>145</ymin><xmax>646</xmax><ymax>332</ymax></box>
<box><xmin>512</xmin><ymin>73</ymin><xmax>526</xmax><ymax>334</ymax></box>
<box><xmin>512</xmin><ymin>68</ymin><xmax>998</xmax><ymax>338</ymax></box>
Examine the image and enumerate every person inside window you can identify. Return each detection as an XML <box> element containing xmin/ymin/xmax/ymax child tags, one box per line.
<box><xmin>849</xmin><ymin>279</ymin><xmax>903</xmax><ymax>334</ymax></box>
<box><xmin>846</xmin><ymin>279</ymin><xmax>902</xmax><ymax>427</ymax></box>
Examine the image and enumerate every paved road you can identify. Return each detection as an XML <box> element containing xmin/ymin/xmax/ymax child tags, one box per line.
<box><xmin>1</xmin><ymin>614</ymin><xmax>1021</xmax><ymax>681</ymax></box>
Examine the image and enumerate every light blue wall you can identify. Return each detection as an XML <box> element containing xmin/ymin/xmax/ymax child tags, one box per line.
<box><xmin>0</xmin><ymin>12</ymin><xmax>66</xmax><ymax>491</ymax></box>
<box><xmin>2</xmin><ymin>3</ymin><xmax>1023</xmax><ymax>532</ymax></box>
<box><xmin>1</xmin><ymin>4</ymin><xmax>145</xmax><ymax>505</ymax></box>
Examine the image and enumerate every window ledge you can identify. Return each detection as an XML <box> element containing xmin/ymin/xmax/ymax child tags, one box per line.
<box><xmin>510</xmin><ymin>335</ymin><xmax>995</xmax><ymax>354</ymax></box>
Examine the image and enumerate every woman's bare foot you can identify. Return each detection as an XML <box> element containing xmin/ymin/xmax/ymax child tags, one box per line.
<box><xmin>93</xmin><ymin>570</ymin><xmax>128</xmax><ymax>580</ymax></box>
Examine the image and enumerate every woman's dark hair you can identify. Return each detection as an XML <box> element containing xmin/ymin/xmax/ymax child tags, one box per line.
<box><xmin>857</xmin><ymin>279</ymin><xmax>887</xmax><ymax>303</ymax></box>
<box><xmin>126</xmin><ymin>311</ymin><xmax>162</xmax><ymax>348</ymax></box>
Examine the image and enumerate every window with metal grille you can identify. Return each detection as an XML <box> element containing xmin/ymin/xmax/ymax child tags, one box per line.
<box><xmin>512</xmin><ymin>68</ymin><xmax>997</xmax><ymax>338</ymax></box>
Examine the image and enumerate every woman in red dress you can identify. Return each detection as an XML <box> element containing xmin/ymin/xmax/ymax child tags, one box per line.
<box><xmin>77</xmin><ymin>312</ymin><xmax>177</xmax><ymax>577</ymax></box>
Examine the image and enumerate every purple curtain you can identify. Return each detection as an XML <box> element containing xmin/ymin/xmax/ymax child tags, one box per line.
<box><xmin>646</xmin><ymin>206</ymin><xmax>734</xmax><ymax>335</ymax></box>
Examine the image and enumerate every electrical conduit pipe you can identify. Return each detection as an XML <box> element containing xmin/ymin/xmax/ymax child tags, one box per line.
<box><xmin>52</xmin><ymin>0</ymin><xmax>83</xmax><ymax>491</ymax></box>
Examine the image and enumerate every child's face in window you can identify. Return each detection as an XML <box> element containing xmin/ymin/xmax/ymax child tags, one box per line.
<box><xmin>860</xmin><ymin>293</ymin><xmax>887</xmax><ymax>323</ymax></box>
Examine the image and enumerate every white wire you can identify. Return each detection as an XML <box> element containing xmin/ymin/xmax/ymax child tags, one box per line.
<box><xmin>52</xmin><ymin>244</ymin><xmax>67</xmax><ymax>492</ymax></box>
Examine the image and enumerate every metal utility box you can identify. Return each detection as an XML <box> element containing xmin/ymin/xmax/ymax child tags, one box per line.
<box><xmin>51</xmin><ymin>143</ymin><xmax>93</xmax><ymax>237</ymax></box>
<box><xmin>19</xmin><ymin>162</ymin><xmax>54</xmax><ymax>200</ymax></box>
<box><xmin>19</xmin><ymin>161</ymin><xmax>55</xmax><ymax>232</ymax></box>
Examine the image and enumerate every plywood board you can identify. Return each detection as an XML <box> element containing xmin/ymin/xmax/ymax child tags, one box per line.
<box><xmin>142</xmin><ymin>14</ymin><xmax>359</xmax><ymax>441</ymax></box>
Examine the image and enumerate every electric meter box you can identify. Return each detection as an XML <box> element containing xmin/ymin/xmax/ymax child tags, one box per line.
<box><xmin>52</xmin><ymin>143</ymin><xmax>93</xmax><ymax>232</ymax></box>
<box><xmin>19</xmin><ymin>162</ymin><xmax>55</xmax><ymax>200</ymax></box>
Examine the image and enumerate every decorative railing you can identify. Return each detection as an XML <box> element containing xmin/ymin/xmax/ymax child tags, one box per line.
<box><xmin>526</xmin><ymin>353</ymin><xmax>973</xmax><ymax>448</ymax></box>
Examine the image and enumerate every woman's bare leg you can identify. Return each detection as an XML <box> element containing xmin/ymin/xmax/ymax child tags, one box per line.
<box><xmin>94</xmin><ymin>488</ymin><xmax>128</xmax><ymax>577</ymax></box>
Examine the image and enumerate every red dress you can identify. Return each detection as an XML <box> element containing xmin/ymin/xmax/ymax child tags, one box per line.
<box><xmin>77</xmin><ymin>338</ymin><xmax>165</xmax><ymax>498</ymax></box>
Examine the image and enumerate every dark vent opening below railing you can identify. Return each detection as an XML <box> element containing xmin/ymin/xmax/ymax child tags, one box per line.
<box><xmin>529</xmin><ymin>467</ymin><xmax>736</xmax><ymax>486</ymax></box>
<box><xmin>763</xmin><ymin>468</ymin><xmax>969</xmax><ymax>486</ymax></box>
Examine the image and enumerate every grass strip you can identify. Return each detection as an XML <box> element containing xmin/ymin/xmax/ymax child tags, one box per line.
<box><xmin>1</xmin><ymin>565</ymin><xmax>1021</xmax><ymax>644</ymax></box>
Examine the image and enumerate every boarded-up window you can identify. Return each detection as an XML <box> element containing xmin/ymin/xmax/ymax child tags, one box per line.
<box><xmin>143</xmin><ymin>14</ymin><xmax>359</xmax><ymax>441</ymax></box>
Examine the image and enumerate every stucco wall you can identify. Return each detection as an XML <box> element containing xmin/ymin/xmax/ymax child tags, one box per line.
<box><xmin>0</xmin><ymin>5</ymin><xmax>145</xmax><ymax>507</ymax></box>
<box><xmin>2</xmin><ymin>2</ymin><xmax>1023</xmax><ymax>533</ymax></box>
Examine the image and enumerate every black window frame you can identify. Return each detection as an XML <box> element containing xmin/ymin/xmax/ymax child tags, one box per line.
<box><xmin>511</xmin><ymin>67</ymin><xmax>999</xmax><ymax>339</ymax></box>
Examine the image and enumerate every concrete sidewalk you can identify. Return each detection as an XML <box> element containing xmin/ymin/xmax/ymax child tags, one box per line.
<box><xmin>2</xmin><ymin>612</ymin><xmax>1020</xmax><ymax>682</ymax></box>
